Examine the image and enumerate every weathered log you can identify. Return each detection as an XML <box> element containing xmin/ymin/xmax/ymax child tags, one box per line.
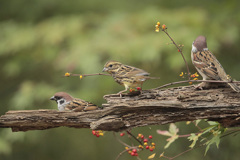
<box><xmin>0</xmin><ymin>85</ymin><xmax>239</xmax><ymax>132</ymax></box>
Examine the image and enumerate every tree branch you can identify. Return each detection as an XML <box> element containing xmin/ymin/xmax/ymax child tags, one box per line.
<box><xmin>0</xmin><ymin>85</ymin><xmax>240</xmax><ymax>132</ymax></box>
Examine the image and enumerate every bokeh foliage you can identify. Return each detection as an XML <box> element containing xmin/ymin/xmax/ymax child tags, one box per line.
<box><xmin>0</xmin><ymin>0</ymin><xmax>240</xmax><ymax>159</ymax></box>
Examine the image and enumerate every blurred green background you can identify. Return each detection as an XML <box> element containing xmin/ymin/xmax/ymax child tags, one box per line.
<box><xmin>0</xmin><ymin>0</ymin><xmax>240</xmax><ymax>159</ymax></box>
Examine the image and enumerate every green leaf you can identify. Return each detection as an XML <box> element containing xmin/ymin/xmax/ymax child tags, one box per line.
<box><xmin>169</xmin><ymin>123</ymin><xmax>179</xmax><ymax>135</ymax></box>
<box><xmin>204</xmin><ymin>133</ymin><xmax>221</xmax><ymax>155</ymax></box>
<box><xmin>188</xmin><ymin>133</ymin><xmax>200</xmax><ymax>148</ymax></box>
<box><xmin>164</xmin><ymin>135</ymin><xmax>179</xmax><ymax>149</ymax></box>
<box><xmin>195</xmin><ymin>119</ymin><xmax>201</xmax><ymax>126</ymax></box>
<box><xmin>207</xmin><ymin>121</ymin><xmax>219</xmax><ymax>125</ymax></box>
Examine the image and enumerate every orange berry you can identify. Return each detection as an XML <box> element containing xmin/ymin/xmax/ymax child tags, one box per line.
<box><xmin>189</xmin><ymin>82</ymin><xmax>193</xmax><ymax>85</ymax></box>
<box><xmin>65</xmin><ymin>72</ymin><xmax>70</xmax><ymax>77</ymax></box>
<box><xmin>162</xmin><ymin>24</ymin><xmax>166</xmax><ymax>30</ymax></box>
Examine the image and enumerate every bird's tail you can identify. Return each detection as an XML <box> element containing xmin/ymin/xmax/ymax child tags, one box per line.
<box><xmin>228</xmin><ymin>83</ymin><xmax>240</xmax><ymax>92</ymax></box>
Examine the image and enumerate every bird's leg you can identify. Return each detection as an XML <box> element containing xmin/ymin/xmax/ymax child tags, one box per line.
<box><xmin>117</xmin><ymin>85</ymin><xmax>129</xmax><ymax>97</ymax></box>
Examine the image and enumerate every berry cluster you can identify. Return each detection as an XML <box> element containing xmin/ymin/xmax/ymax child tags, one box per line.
<box><xmin>120</xmin><ymin>132</ymin><xmax>156</xmax><ymax>157</ymax></box>
<box><xmin>137</xmin><ymin>134</ymin><xmax>155</xmax><ymax>152</ymax></box>
<box><xmin>125</xmin><ymin>147</ymin><xmax>139</xmax><ymax>157</ymax></box>
<box><xmin>92</xmin><ymin>130</ymin><xmax>104</xmax><ymax>137</ymax></box>
<box><xmin>129</xmin><ymin>87</ymin><xmax>142</xmax><ymax>93</ymax></box>
<box><xmin>180</xmin><ymin>72</ymin><xmax>199</xmax><ymax>84</ymax></box>
<box><xmin>155</xmin><ymin>22</ymin><xmax>167</xmax><ymax>32</ymax></box>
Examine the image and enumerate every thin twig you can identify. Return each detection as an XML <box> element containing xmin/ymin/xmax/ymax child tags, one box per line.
<box><xmin>115</xmin><ymin>149</ymin><xmax>129</xmax><ymax>160</ymax></box>
<box><xmin>113</xmin><ymin>132</ymin><xmax>131</xmax><ymax>148</ymax></box>
<box><xmin>155</xmin><ymin>79</ymin><xmax>240</xmax><ymax>90</ymax></box>
<box><xmin>66</xmin><ymin>73</ymin><xmax>111</xmax><ymax>77</ymax></box>
<box><xmin>163</xmin><ymin>29</ymin><xmax>191</xmax><ymax>80</ymax></box>
<box><xmin>126</xmin><ymin>130</ymin><xmax>143</xmax><ymax>146</ymax></box>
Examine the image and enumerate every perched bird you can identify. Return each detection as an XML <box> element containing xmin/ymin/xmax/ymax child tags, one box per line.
<box><xmin>50</xmin><ymin>92</ymin><xmax>98</xmax><ymax>111</ymax></box>
<box><xmin>191</xmin><ymin>35</ymin><xmax>240</xmax><ymax>92</ymax></box>
<box><xmin>102</xmin><ymin>60</ymin><xmax>157</xmax><ymax>95</ymax></box>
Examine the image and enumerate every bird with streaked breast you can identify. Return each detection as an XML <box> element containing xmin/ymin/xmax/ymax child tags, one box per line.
<box><xmin>50</xmin><ymin>92</ymin><xmax>98</xmax><ymax>111</ymax></box>
<box><xmin>102</xmin><ymin>60</ymin><xmax>159</xmax><ymax>95</ymax></box>
<box><xmin>191</xmin><ymin>35</ymin><xmax>240</xmax><ymax>92</ymax></box>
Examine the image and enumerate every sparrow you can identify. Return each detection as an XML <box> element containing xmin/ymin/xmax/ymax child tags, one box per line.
<box><xmin>191</xmin><ymin>35</ymin><xmax>240</xmax><ymax>92</ymax></box>
<box><xmin>102</xmin><ymin>60</ymin><xmax>157</xmax><ymax>95</ymax></box>
<box><xmin>50</xmin><ymin>92</ymin><xmax>98</xmax><ymax>111</ymax></box>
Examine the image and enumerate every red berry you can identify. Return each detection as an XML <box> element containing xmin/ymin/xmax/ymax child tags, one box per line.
<box><xmin>134</xmin><ymin>153</ymin><xmax>138</xmax><ymax>156</ymax></box>
<box><xmin>178</xmin><ymin>49</ymin><xmax>181</xmax><ymax>52</ymax></box>
<box><xmin>92</xmin><ymin>130</ymin><xmax>96</xmax><ymax>135</ymax></box>
<box><xmin>137</xmin><ymin>87</ymin><xmax>141</xmax><ymax>91</ymax></box>
<box><xmin>149</xmin><ymin>135</ymin><xmax>153</xmax><ymax>139</ymax></box>
<box><xmin>143</xmin><ymin>138</ymin><xmax>148</xmax><ymax>142</ymax></box>
<box><xmin>131</xmin><ymin>152</ymin><xmax>135</xmax><ymax>156</ymax></box>
<box><xmin>96</xmin><ymin>134</ymin><xmax>100</xmax><ymax>137</ymax></box>
<box><xmin>146</xmin><ymin>145</ymin><xmax>149</xmax><ymax>149</ymax></box>
<box><xmin>141</xmin><ymin>135</ymin><xmax>144</xmax><ymax>139</ymax></box>
<box><xmin>132</xmin><ymin>149</ymin><xmax>137</xmax><ymax>153</ymax></box>
<box><xmin>150</xmin><ymin>148</ymin><xmax>153</xmax><ymax>152</ymax></box>
<box><xmin>120</xmin><ymin>133</ymin><xmax>125</xmax><ymax>136</ymax></box>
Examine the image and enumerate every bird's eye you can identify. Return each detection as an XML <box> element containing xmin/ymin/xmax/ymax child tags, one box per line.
<box><xmin>109</xmin><ymin>64</ymin><xmax>113</xmax><ymax>68</ymax></box>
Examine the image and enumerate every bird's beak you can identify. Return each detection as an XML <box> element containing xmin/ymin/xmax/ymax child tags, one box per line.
<box><xmin>50</xmin><ymin>96</ymin><xmax>56</xmax><ymax>101</ymax></box>
<box><xmin>102</xmin><ymin>67</ymin><xmax>107</xmax><ymax>72</ymax></box>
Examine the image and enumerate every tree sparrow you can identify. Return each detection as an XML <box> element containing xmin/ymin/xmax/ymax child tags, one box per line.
<box><xmin>191</xmin><ymin>35</ymin><xmax>240</xmax><ymax>92</ymax></box>
<box><xmin>50</xmin><ymin>92</ymin><xmax>98</xmax><ymax>111</ymax></box>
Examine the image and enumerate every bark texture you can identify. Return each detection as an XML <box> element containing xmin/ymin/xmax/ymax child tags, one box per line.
<box><xmin>0</xmin><ymin>85</ymin><xmax>239</xmax><ymax>132</ymax></box>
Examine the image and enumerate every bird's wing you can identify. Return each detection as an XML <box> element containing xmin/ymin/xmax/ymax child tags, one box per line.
<box><xmin>192</xmin><ymin>50</ymin><xmax>226</xmax><ymax>80</ymax></box>
<box><xmin>65</xmin><ymin>98</ymin><xmax>98</xmax><ymax>112</ymax></box>
<box><xmin>119</xmin><ymin>65</ymin><xmax>150</xmax><ymax>77</ymax></box>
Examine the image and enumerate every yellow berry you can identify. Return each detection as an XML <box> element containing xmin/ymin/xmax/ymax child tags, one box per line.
<box><xmin>155</xmin><ymin>29</ymin><xmax>159</xmax><ymax>32</ymax></box>
<box><xmin>179</xmin><ymin>72</ymin><xmax>184</xmax><ymax>77</ymax></box>
<box><xmin>99</xmin><ymin>132</ymin><xmax>104</xmax><ymax>136</ymax></box>
<box><xmin>125</xmin><ymin>147</ymin><xmax>129</xmax><ymax>150</ymax></box>
<box><xmin>144</xmin><ymin>142</ymin><xmax>148</xmax><ymax>146</ymax></box>
<box><xmin>138</xmin><ymin>145</ymin><xmax>143</xmax><ymax>148</ymax></box>
<box><xmin>80</xmin><ymin>75</ymin><xmax>83</xmax><ymax>79</ymax></box>
<box><xmin>157</xmin><ymin>22</ymin><xmax>160</xmax><ymax>26</ymax></box>
<box><xmin>65</xmin><ymin>72</ymin><xmax>70</xmax><ymax>77</ymax></box>
<box><xmin>151</xmin><ymin>142</ymin><xmax>155</xmax><ymax>146</ymax></box>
